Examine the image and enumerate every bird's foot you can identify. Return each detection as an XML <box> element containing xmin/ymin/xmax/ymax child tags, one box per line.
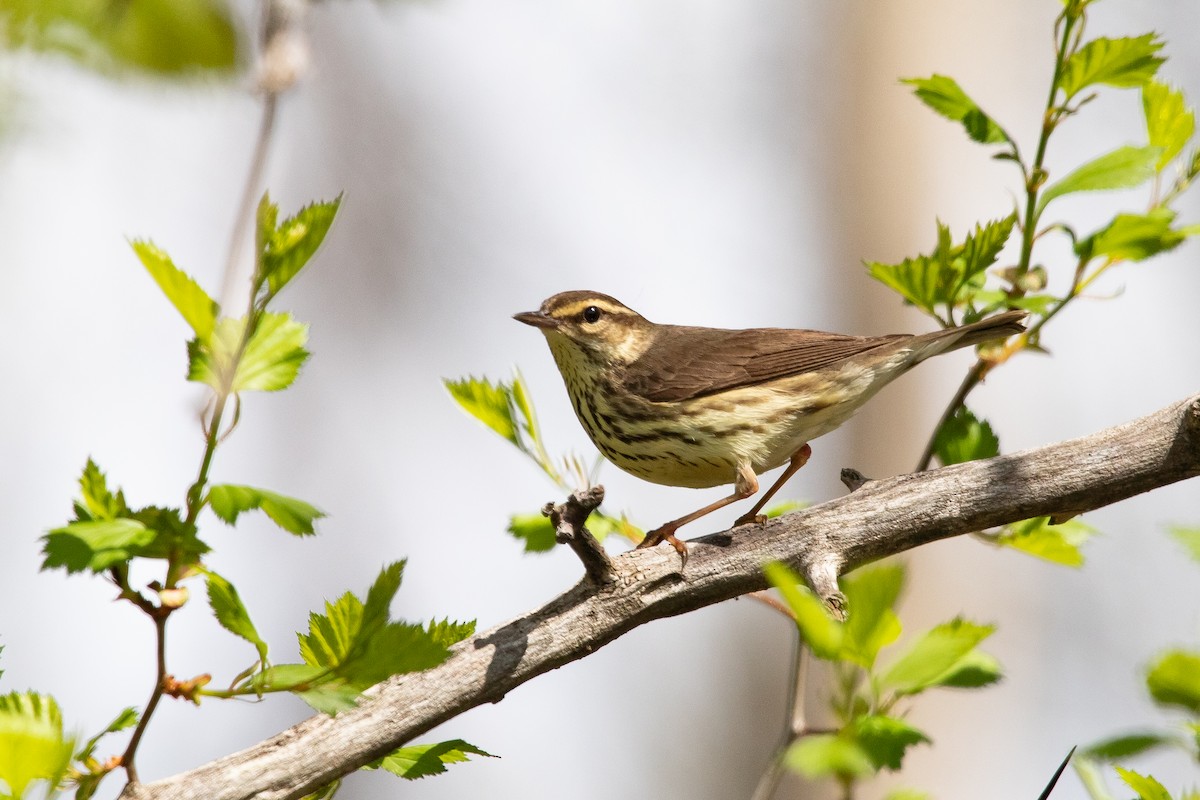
<box><xmin>733</xmin><ymin>512</ymin><xmax>768</xmax><ymax>527</ymax></box>
<box><xmin>637</xmin><ymin>525</ymin><xmax>688</xmax><ymax>568</ymax></box>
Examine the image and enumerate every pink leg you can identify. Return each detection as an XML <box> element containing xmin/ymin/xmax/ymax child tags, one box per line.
<box><xmin>734</xmin><ymin>443</ymin><xmax>812</xmax><ymax>526</ymax></box>
<box><xmin>638</xmin><ymin>464</ymin><xmax>760</xmax><ymax>566</ymax></box>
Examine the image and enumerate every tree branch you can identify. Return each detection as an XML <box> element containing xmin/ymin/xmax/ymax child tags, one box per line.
<box><xmin>121</xmin><ymin>393</ymin><xmax>1200</xmax><ymax>800</ymax></box>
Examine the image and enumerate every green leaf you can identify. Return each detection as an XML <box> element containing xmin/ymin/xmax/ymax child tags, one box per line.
<box><xmin>841</xmin><ymin>563</ymin><xmax>905</xmax><ymax>669</ymax></box>
<box><xmin>507</xmin><ymin>512</ymin><xmax>557</xmax><ymax>553</ymax></box>
<box><xmin>934</xmin><ymin>406</ymin><xmax>1000</xmax><ymax>466</ymax></box>
<box><xmin>995</xmin><ymin>516</ymin><xmax>1096</xmax><ymax>567</ymax></box>
<box><xmin>205</xmin><ymin>570</ymin><xmax>269</xmax><ymax>664</ymax></box>
<box><xmin>372</xmin><ymin>739</ymin><xmax>495</xmax><ymax>780</ymax></box>
<box><xmin>853</xmin><ymin>715</ymin><xmax>931</xmax><ymax>771</ymax></box>
<box><xmin>879</xmin><ymin>618</ymin><xmax>995</xmax><ymax>695</ymax></box>
<box><xmin>260</xmin><ymin>195</ymin><xmax>342</xmax><ymax>295</ymax></box>
<box><xmin>902</xmin><ymin>75</ymin><xmax>1010</xmax><ymax>145</ymax></box>
<box><xmin>207</xmin><ymin>484</ymin><xmax>325</xmax><ymax>536</ymax></box>
<box><xmin>76</xmin><ymin>458</ymin><xmax>127</xmax><ymax>521</ymax></box>
<box><xmin>763</xmin><ymin>562</ymin><xmax>843</xmax><ymax>660</ymax></box>
<box><xmin>289</xmin><ymin>562</ymin><xmax>457</xmax><ymax>713</ymax></box>
<box><xmin>42</xmin><ymin>518</ymin><xmax>154</xmax><ymax>573</ymax></box>
<box><xmin>131</xmin><ymin>240</ymin><xmax>218</xmax><ymax>339</ymax></box>
<box><xmin>929</xmin><ymin>648</ymin><xmax>1003</xmax><ymax>689</ymax></box>
<box><xmin>444</xmin><ymin>377</ymin><xmax>521</xmax><ymax>448</ymax></box>
<box><xmin>1082</xmin><ymin>732</ymin><xmax>1174</xmax><ymax>762</ymax></box>
<box><xmin>1039</xmin><ymin>145</ymin><xmax>1161</xmax><ymax>212</ymax></box>
<box><xmin>189</xmin><ymin>312</ymin><xmax>310</xmax><ymax>393</ymax></box>
<box><xmin>582</xmin><ymin>510</ymin><xmax>639</xmax><ymax>544</ymax></box>
<box><xmin>866</xmin><ymin>215</ymin><xmax>1016</xmax><ymax>319</ymax></box>
<box><xmin>1146</xmin><ymin>650</ymin><xmax>1200</xmax><ymax>714</ymax></box>
<box><xmin>425</xmin><ymin>618</ymin><xmax>476</xmax><ymax>649</ymax></box>
<box><xmin>1077</xmin><ymin>209</ymin><xmax>1186</xmax><ymax>262</ymax></box>
<box><xmin>1060</xmin><ymin>34</ymin><xmax>1165</xmax><ymax>100</ymax></box>
<box><xmin>0</xmin><ymin>0</ymin><xmax>240</xmax><ymax>76</ymax></box>
<box><xmin>0</xmin><ymin>692</ymin><xmax>75</xmax><ymax>799</ymax></box>
<box><xmin>1144</xmin><ymin>81</ymin><xmax>1195</xmax><ymax>170</ymax></box>
<box><xmin>785</xmin><ymin>734</ymin><xmax>874</xmax><ymax>780</ymax></box>
<box><xmin>1115</xmin><ymin>766</ymin><xmax>1173</xmax><ymax>800</ymax></box>
<box><xmin>1168</xmin><ymin>525</ymin><xmax>1200</xmax><ymax>563</ymax></box>
<box><xmin>76</xmin><ymin>706</ymin><xmax>139</xmax><ymax>764</ymax></box>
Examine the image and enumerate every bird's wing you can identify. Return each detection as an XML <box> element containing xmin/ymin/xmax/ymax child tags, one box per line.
<box><xmin>621</xmin><ymin>325</ymin><xmax>910</xmax><ymax>403</ymax></box>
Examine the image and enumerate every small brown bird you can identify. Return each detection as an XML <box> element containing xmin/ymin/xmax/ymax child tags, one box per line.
<box><xmin>515</xmin><ymin>291</ymin><xmax>1024</xmax><ymax>562</ymax></box>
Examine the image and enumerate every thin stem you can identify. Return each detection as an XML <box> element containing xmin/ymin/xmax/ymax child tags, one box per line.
<box><xmin>750</xmin><ymin>634</ymin><xmax>810</xmax><ymax>800</ymax></box>
<box><xmin>219</xmin><ymin>91</ymin><xmax>279</xmax><ymax>312</ymax></box>
<box><xmin>121</xmin><ymin>613</ymin><xmax>170</xmax><ymax>784</ymax></box>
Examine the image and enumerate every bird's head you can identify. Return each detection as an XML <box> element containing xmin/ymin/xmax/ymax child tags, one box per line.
<box><xmin>514</xmin><ymin>291</ymin><xmax>655</xmax><ymax>368</ymax></box>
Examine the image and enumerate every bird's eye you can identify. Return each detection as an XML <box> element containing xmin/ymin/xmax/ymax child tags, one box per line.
<box><xmin>582</xmin><ymin>306</ymin><xmax>602</xmax><ymax>324</ymax></box>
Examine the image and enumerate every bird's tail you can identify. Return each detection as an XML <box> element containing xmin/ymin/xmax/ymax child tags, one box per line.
<box><xmin>910</xmin><ymin>309</ymin><xmax>1027</xmax><ymax>362</ymax></box>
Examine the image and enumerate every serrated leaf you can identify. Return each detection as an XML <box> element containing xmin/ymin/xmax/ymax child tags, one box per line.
<box><xmin>0</xmin><ymin>0</ymin><xmax>239</xmax><ymax>76</ymax></box>
<box><xmin>764</xmin><ymin>562</ymin><xmax>843</xmax><ymax>660</ymax></box>
<box><xmin>507</xmin><ymin>513</ymin><xmax>557</xmax><ymax>552</ymax></box>
<box><xmin>205</xmin><ymin>570</ymin><xmax>269</xmax><ymax>664</ymax></box>
<box><xmin>866</xmin><ymin>215</ymin><xmax>1016</xmax><ymax>319</ymax></box>
<box><xmin>785</xmin><ymin>734</ymin><xmax>875</xmax><ymax>779</ymax></box>
<box><xmin>131</xmin><ymin>240</ymin><xmax>218</xmax><ymax>339</ymax></box>
<box><xmin>1039</xmin><ymin>145</ymin><xmax>1161</xmax><ymax>212</ymax></box>
<box><xmin>425</xmin><ymin>618</ymin><xmax>476</xmax><ymax>649</ymax></box>
<box><xmin>841</xmin><ymin>563</ymin><xmax>905</xmax><ymax>669</ymax></box>
<box><xmin>934</xmin><ymin>406</ymin><xmax>1000</xmax><ymax>466</ymax></box>
<box><xmin>0</xmin><ymin>692</ymin><xmax>75</xmax><ymax>799</ymax></box>
<box><xmin>902</xmin><ymin>75</ymin><xmax>1010</xmax><ymax>145</ymax></box>
<box><xmin>1144</xmin><ymin>81</ymin><xmax>1195</xmax><ymax>170</ymax></box>
<box><xmin>261</xmin><ymin>195</ymin><xmax>342</xmax><ymax>295</ymax></box>
<box><xmin>42</xmin><ymin>518</ymin><xmax>154</xmax><ymax>574</ymax></box>
<box><xmin>1082</xmin><ymin>732</ymin><xmax>1174</xmax><ymax>762</ymax></box>
<box><xmin>1077</xmin><ymin>209</ymin><xmax>1186</xmax><ymax>262</ymax></box>
<box><xmin>77</xmin><ymin>458</ymin><xmax>127</xmax><ymax>521</ymax></box>
<box><xmin>207</xmin><ymin>484</ymin><xmax>325</xmax><ymax>536</ymax></box>
<box><xmin>76</xmin><ymin>706</ymin><xmax>139</xmax><ymax>764</ymax></box>
<box><xmin>853</xmin><ymin>715</ymin><xmax>931</xmax><ymax>771</ymax></box>
<box><xmin>289</xmin><ymin>562</ymin><xmax>453</xmax><ymax>712</ymax></box>
<box><xmin>1167</xmin><ymin>525</ymin><xmax>1200</xmax><ymax>563</ymax></box>
<box><xmin>1146</xmin><ymin>650</ymin><xmax>1200</xmax><ymax>714</ymax></box>
<box><xmin>1060</xmin><ymin>34</ymin><xmax>1165</xmax><ymax>100</ymax></box>
<box><xmin>996</xmin><ymin>516</ymin><xmax>1095</xmax><ymax>567</ymax></box>
<box><xmin>188</xmin><ymin>313</ymin><xmax>310</xmax><ymax>393</ymax></box>
<box><xmin>879</xmin><ymin>618</ymin><xmax>995</xmax><ymax>695</ymax></box>
<box><xmin>1115</xmin><ymin>767</ymin><xmax>1173</xmax><ymax>800</ymax></box>
<box><xmin>582</xmin><ymin>510</ymin><xmax>636</xmax><ymax>544</ymax></box>
<box><xmin>374</xmin><ymin>739</ymin><xmax>495</xmax><ymax>780</ymax></box>
<box><xmin>444</xmin><ymin>377</ymin><xmax>521</xmax><ymax>448</ymax></box>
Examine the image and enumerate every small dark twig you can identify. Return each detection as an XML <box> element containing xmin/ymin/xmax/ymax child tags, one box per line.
<box><xmin>543</xmin><ymin>487</ymin><xmax>616</xmax><ymax>585</ymax></box>
<box><xmin>839</xmin><ymin>468</ymin><xmax>872</xmax><ymax>492</ymax></box>
<box><xmin>1036</xmin><ymin>746</ymin><xmax>1077</xmax><ymax>800</ymax></box>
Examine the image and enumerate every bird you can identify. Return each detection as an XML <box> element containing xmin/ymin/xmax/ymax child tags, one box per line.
<box><xmin>514</xmin><ymin>291</ymin><xmax>1025</xmax><ymax>563</ymax></box>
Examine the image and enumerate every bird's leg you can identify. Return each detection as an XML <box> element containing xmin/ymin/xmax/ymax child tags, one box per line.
<box><xmin>638</xmin><ymin>464</ymin><xmax>760</xmax><ymax>566</ymax></box>
<box><xmin>734</xmin><ymin>443</ymin><xmax>812</xmax><ymax>526</ymax></box>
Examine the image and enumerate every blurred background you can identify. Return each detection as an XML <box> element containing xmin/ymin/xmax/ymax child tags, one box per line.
<box><xmin>1</xmin><ymin>0</ymin><xmax>1198</xmax><ymax>798</ymax></box>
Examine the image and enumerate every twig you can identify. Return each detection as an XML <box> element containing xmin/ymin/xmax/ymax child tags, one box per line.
<box><xmin>542</xmin><ymin>486</ymin><xmax>615</xmax><ymax>585</ymax></box>
<box><xmin>121</xmin><ymin>393</ymin><xmax>1200</xmax><ymax>800</ymax></box>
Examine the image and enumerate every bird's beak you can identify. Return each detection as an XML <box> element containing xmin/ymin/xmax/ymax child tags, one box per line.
<box><xmin>513</xmin><ymin>310</ymin><xmax>559</xmax><ymax>330</ymax></box>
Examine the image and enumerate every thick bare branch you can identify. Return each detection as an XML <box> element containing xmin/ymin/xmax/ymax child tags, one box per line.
<box><xmin>122</xmin><ymin>393</ymin><xmax>1200</xmax><ymax>800</ymax></box>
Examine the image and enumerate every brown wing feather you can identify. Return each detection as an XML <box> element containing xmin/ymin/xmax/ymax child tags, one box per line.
<box><xmin>621</xmin><ymin>325</ymin><xmax>910</xmax><ymax>403</ymax></box>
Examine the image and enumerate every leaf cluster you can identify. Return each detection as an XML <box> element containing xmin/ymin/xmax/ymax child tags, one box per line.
<box><xmin>25</xmin><ymin>195</ymin><xmax>486</xmax><ymax>798</ymax></box>
<box><xmin>764</xmin><ymin>562</ymin><xmax>1001</xmax><ymax>792</ymax></box>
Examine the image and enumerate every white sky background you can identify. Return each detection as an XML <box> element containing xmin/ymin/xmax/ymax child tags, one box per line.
<box><xmin>1</xmin><ymin>1</ymin><xmax>1199</xmax><ymax>798</ymax></box>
